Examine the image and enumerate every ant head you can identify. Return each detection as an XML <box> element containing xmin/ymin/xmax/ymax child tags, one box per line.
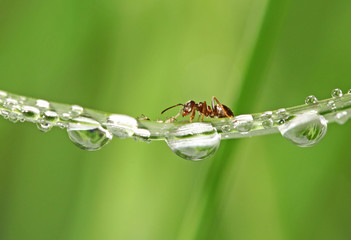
<box><xmin>182</xmin><ymin>100</ymin><xmax>195</xmax><ymax>116</ymax></box>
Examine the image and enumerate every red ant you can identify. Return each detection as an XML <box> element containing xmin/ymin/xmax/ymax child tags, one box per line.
<box><xmin>161</xmin><ymin>96</ymin><xmax>234</xmax><ymax>122</ymax></box>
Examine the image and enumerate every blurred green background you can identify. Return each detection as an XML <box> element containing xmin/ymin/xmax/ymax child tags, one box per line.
<box><xmin>1</xmin><ymin>0</ymin><xmax>351</xmax><ymax>239</ymax></box>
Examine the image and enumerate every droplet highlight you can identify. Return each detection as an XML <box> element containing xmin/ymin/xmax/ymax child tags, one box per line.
<box><xmin>278</xmin><ymin>112</ymin><xmax>327</xmax><ymax>147</ymax></box>
<box><xmin>104</xmin><ymin>114</ymin><xmax>138</xmax><ymax>138</ymax></box>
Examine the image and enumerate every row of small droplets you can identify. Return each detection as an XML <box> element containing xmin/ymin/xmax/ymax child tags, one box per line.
<box><xmin>305</xmin><ymin>88</ymin><xmax>351</xmax><ymax>125</ymax></box>
<box><xmin>0</xmin><ymin>90</ymin><xmax>84</xmax><ymax>132</ymax></box>
<box><xmin>219</xmin><ymin>88</ymin><xmax>351</xmax><ymax>136</ymax></box>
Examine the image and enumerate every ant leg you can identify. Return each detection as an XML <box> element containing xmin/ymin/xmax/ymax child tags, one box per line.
<box><xmin>190</xmin><ymin>107</ymin><xmax>196</xmax><ymax>122</ymax></box>
<box><xmin>201</xmin><ymin>101</ymin><xmax>207</xmax><ymax>122</ymax></box>
<box><xmin>212</xmin><ymin>96</ymin><xmax>231</xmax><ymax>118</ymax></box>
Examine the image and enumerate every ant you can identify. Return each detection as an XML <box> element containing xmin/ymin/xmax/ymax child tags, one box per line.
<box><xmin>161</xmin><ymin>96</ymin><xmax>234</xmax><ymax>122</ymax></box>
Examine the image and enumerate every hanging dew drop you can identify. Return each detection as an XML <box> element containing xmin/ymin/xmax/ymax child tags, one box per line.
<box><xmin>67</xmin><ymin>117</ymin><xmax>112</xmax><ymax>151</ymax></box>
<box><xmin>331</xmin><ymin>88</ymin><xmax>343</xmax><ymax>98</ymax></box>
<box><xmin>278</xmin><ymin>112</ymin><xmax>327</xmax><ymax>147</ymax></box>
<box><xmin>166</xmin><ymin>123</ymin><xmax>221</xmax><ymax>161</ymax></box>
<box><xmin>305</xmin><ymin>95</ymin><xmax>318</xmax><ymax>104</ymax></box>
<box><xmin>36</xmin><ymin>122</ymin><xmax>53</xmax><ymax>132</ymax></box>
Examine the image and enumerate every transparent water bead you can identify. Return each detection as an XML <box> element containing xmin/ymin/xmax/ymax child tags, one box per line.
<box><xmin>22</xmin><ymin>106</ymin><xmax>40</xmax><ymax>120</ymax></box>
<box><xmin>260</xmin><ymin>111</ymin><xmax>273</xmax><ymax>129</ymax></box>
<box><xmin>305</xmin><ymin>95</ymin><xmax>318</xmax><ymax>104</ymax></box>
<box><xmin>67</xmin><ymin>117</ymin><xmax>112</xmax><ymax>151</ymax></box>
<box><xmin>331</xmin><ymin>88</ymin><xmax>343</xmax><ymax>98</ymax></box>
<box><xmin>36</xmin><ymin>99</ymin><xmax>50</xmax><ymax>110</ymax></box>
<box><xmin>335</xmin><ymin>111</ymin><xmax>349</xmax><ymax>125</ymax></box>
<box><xmin>166</xmin><ymin>123</ymin><xmax>221</xmax><ymax>161</ymax></box>
<box><xmin>231</xmin><ymin>114</ymin><xmax>253</xmax><ymax>133</ymax></box>
<box><xmin>36</xmin><ymin>122</ymin><xmax>53</xmax><ymax>132</ymax></box>
<box><xmin>3</xmin><ymin>98</ymin><xmax>19</xmax><ymax>110</ymax></box>
<box><xmin>104</xmin><ymin>114</ymin><xmax>138</xmax><ymax>138</ymax></box>
<box><xmin>278</xmin><ymin>112</ymin><xmax>327</xmax><ymax>147</ymax></box>
<box><xmin>327</xmin><ymin>100</ymin><xmax>336</xmax><ymax>110</ymax></box>
<box><xmin>43</xmin><ymin>110</ymin><xmax>59</xmax><ymax>123</ymax></box>
<box><xmin>69</xmin><ymin>105</ymin><xmax>84</xmax><ymax>118</ymax></box>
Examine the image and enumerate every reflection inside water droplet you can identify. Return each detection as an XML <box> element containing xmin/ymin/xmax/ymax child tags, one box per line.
<box><xmin>36</xmin><ymin>122</ymin><xmax>53</xmax><ymax>132</ymax></box>
<box><xmin>67</xmin><ymin>117</ymin><xmax>112</xmax><ymax>151</ymax></box>
<box><xmin>166</xmin><ymin>123</ymin><xmax>221</xmax><ymax>161</ymax></box>
<box><xmin>278</xmin><ymin>112</ymin><xmax>327</xmax><ymax>147</ymax></box>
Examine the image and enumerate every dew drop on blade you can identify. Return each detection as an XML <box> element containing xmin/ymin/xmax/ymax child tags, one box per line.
<box><xmin>278</xmin><ymin>112</ymin><xmax>327</xmax><ymax>147</ymax></box>
<box><xmin>305</xmin><ymin>95</ymin><xmax>318</xmax><ymax>104</ymax></box>
<box><xmin>36</xmin><ymin>122</ymin><xmax>53</xmax><ymax>132</ymax></box>
<box><xmin>231</xmin><ymin>114</ymin><xmax>253</xmax><ymax>133</ymax></box>
<box><xmin>22</xmin><ymin>106</ymin><xmax>40</xmax><ymax>120</ymax></box>
<box><xmin>331</xmin><ymin>88</ymin><xmax>343</xmax><ymax>98</ymax></box>
<box><xmin>67</xmin><ymin>117</ymin><xmax>112</xmax><ymax>151</ymax></box>
<box><xmin>166</xmin><ymin>123</ymin><xmax>221</xmax><ymax>161</ymax></box>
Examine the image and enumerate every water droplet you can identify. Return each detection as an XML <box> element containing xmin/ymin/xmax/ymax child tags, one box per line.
<box><xmin>36</xmin><ymin>122</ymin><xmax>53</xmax><ymax>132</ymax></box>
<box><xmin>221</xmin><ymin>125</ymin><xmax>231</xmax><ymax>133</ymax></box>
<box><xmin>331</xmin><ymin>88</ymin><xmax>343</xmax><ymax>98</ymax></box>
<box><xmin>36</xmin><ymin>99</ymin><xmax>50</xmax><ymax>110</ymax></box>
<box><xmin>327</xmin><ymin>100</ymin><xmax>336</xmax><ymax>110</ymax></box>
<box><xmin>335</xmin><ymin>111</ymin><xmax>349</xmax><ymax>125</ymax></box>
<box><xmin>22</xmin><ymin>106</ymin><xmax>40</xmax><ymax>120</ymax></box>
<box><xmin>3</xmin><ymin>98</ymin><xmax>19</xmax><ymax>110</ymax></box>
<box><xmin>348</xmin><ymin>89</ymin><xmax>351</xmax><ymax>94</ymax></box>
<box><xmin>262</xmin><ymin>119</ymin><xmax>273</xmax><ymax>129</ymax></box>
<box><xmin>260</xmin><ymin>111</ymin><xmax>273</xmax><ymax>120</ymax></box>
<box><xmin>69</xmin><ymin>105</ymin><xmax>84</xmax><ymax>118</ymax></box>
<box><xmin>56</xmin><ymin>122</ymin><xmax>68</xmax><ymax>129</ymax></box>
<box><xmin>67</xmin><ymin>117</ymin><xmax>112</xmax><ymax>151</ymax></box>
<box><xmin>231</xmin><ymin>115</ymin><xmax>253</xmax><ymax>133</ymax></box>
<box><xmin>278</xmin><ymin>112</ymin><xmax>327</xmax><ymax>147</ymax></box>
<box><xmin>1</xmin><ymin>110</ymin><xmax>9</xmax><ymax>119</ymax></box>
<box><xmin>43</xmin><ymin>110</ymin><xmax>59</xmax><ymax>123</ymax></box>
<box><xmin>9</xmin><ymin>112</ymin><xmax>21</xmax><ymax>123</ymax></box>
<box><xmin>133</xmin><ymin>128</ymin><xmax>151</xmax><ymax>142</ymax></box>
<box><xmin>104</xmin><ymin>114</ymin><xmax>138</xmax><ymax>138</ymax></box>
<box><xmin>60</xmin><ymin>112</ymin><xmax>71</xmax><ymax>120</ymax></box>
<box><xmin>305</xmin><ymin>95</ymin><xmax>318</xmax><ymax>104</ymax></box>
<box><xmin>166</xmin><ymin>123</ymin><xmax>221</xmax><ymax>161</ymax></box>
<box><xmin>276</xmin><ymin>108</ymin><xmax>287</xmax><ymax>118</ymax></box>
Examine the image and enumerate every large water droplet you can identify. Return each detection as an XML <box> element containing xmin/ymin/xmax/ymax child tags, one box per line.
<box><xmin>104</xmin><ymin>114</ymin><xmax>138</xmax><ymax>138</ymax></box>
<box><xmin>231</xmin><ymin>114</ymin><xmax>253</xmax><ymax>133</ymax></box>
<box><xmin>305</xmin><ymin>95</ymin><xmax>318</xmax><ymax>104</ymax></box>
<box><xmin>278</xmin><ymin>112</ymin><xmax>327</xmax><ymax>147</ymax></box>
<box><xmin>166</xmin><ymin>123</ymin><xmax>221</xmax><ymax>161</ymax></box>
<box><xmin>67</xmin><ymin>117</ymin><xmax>112</xmax><ymax>151</ymax></box>
<box><xmin>331</xmin><ymin>88</ymin><xmax>343</xmax><ymax>98</ymax></box>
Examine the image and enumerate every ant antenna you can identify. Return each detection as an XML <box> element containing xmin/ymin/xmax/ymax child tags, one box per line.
<box><xmin>161</xmin><ymin>103</ymin><xmax>183</xmax><ymax>114</ymax></box>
